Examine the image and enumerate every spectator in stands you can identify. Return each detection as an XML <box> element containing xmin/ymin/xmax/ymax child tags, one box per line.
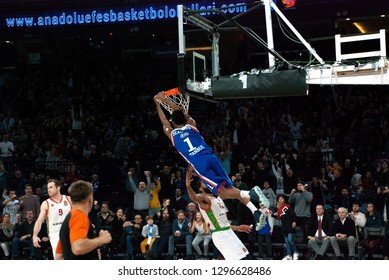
<box><xmin>334</xmin><ymin>188</ymin><xmax>355</xmax><ymax>212</ymax></box>
<box><xmin>232</xmin><ymin>173</ymin><xmax>249</xmax><ymax>191</ymax></box>
<box><xmin>140</xmin><ymin>215</ymin><xmax>159</xmax><ymax>256</ymax></box>
<box><xmin>0</xmin><ymin>160</ymin><xmax>9</xmax><ymax>192</ymax></box>
<box><xmin>123</xmin><ymin>214</ymin><xmax>144</xmax><ymax>259</ymax></box>
<box><xmin>271</xmin><ymin>157</ymin><xmax>284</xmax><ymax>194</ymax></box>
<box><xmin>349</xmin><ymin>202</ymin><xmax>366</xmax><ymax>241</ymax></box>
<box><xmin>153</xmin><ymin>199</ymin><xmax>176</xmax><ymax>259</ymax></box>
<box><xmin>283</xmin><ymin>167</ymin><xmax>299</xmax><ymax>195</ymax></box>
<box><xmin>289</xmin><ymin>181</ymin><xmax>313</xmax><ymax>237</ymax></box>
<box><xmin>153</xmin><ymin>201</ymin><xmax>175</xmax><ymax>259</ymax></box>
<box><xmin>350</xmin><ymin>166</ymin><xmax>362</xmax><ymax>191</ymax></box>
<box><xmin>309</xmin><ymin>176</ymin><xmax>328</xmax><ymax>213</ymax></box>
<box><xmin>96</xmin><ymin>201</ymin><xmax>114</xmax><ymax>259</ymax></box>
<box><xmin>307</xmin><ymin>204</ymin><xmax>333</xmax><ymax>259</ymax></box>
<box><xmin>257</xmin><ymin>200</ymin><xmax>274</xmax><ymax>260</ymax></box>
<box><xmin>0</xmin><ymin>213</ymin><xmax>15</xmax><ymax>259</ymax></box>
<box><xmin>237</xmin><ymin>162</ymin><xmax>253</xmax><ymax>187</ymax></box>
<box><xmin>90</xmin><ymin>173</ymin><xmax>101</xmax><ymax>202</ymax></box>
<box><xmin>214</xmin><ymin>140</ymin><xmax>232</xmax><ymax>176</ymax></box>
<box><xmin>330</xmin><ymin>207</ymin><xmax>357</xmax><ymax>259</ymax></box>
<box><xmin>171</xmin><ymin>188</ymin><xmax>187</xmax><ymax>213</ymax></box>
<box><xmin>168</xmin><ymin>210</ymin><xmax>193</xmax><ymax>259</ymax></box>
<box><xmin>378</xmin><ymin>160</ymin><xmax>389</xmax><ymax>187</ymax></box>
<box><xmin>284</xmin><ymin>114</ymin><xmax>303</xmax><ymax>151</ymax></box>
<box><xmin>18</xmin><ymin>184</ymin><xmax>40</xmax><ymax>219</ymax></box>
<box><xmin>128</xmin><ymin>170</ymin><xmax>152</xmax><ymax>220</ymax></box>
<box><xmin>0</xmin><ymin>134</ymin><xmax>14</xmax><ymax>173</ymax></box>
<box><xmin>114</xmin><ymin>131</ymin><xmax>131</xmax><ymax>163</ymax></box>
<box><xmin>190</xmin><ymin>211</ymin><xmax>212</xmax><ymax>259</ymax></box>
<box><xmin>34</xmin><ymin>187</ymin><xmax>44</xmax><ymax>204</ymax></box>
<box><xmin>70</xmin><ymin>104</ymin><xmax>83</xmax><ymax>134</ymax></box>
<box><xmin>253</xmin><ymin>159</ymin><xmax>270</xmax><ymax>189</ymax></box>
<box><xmin>327</xmin><ymin>162</ymin><xmax>343</xmax><ymax>200</ymax></box>
<box><xmin>261</xmin><ymin>180</ymin><xmax>277</xmax><ymax>212</ymax></box>
<box><xmin>374</xmin><ymin>186</ymin><xmax>389</xmax><ymax>231</ymax></box>
<box><xmin>11</xmin><ymin>210</ymin><xmax>36</xmax><ymax>259</ymax></box>
<box><xmin>110</xmin><ymin>207</ymin><xmax>126</xmax><ymax>257</ymax></box>
<box><xmin>361</xmin><ymin>202</ymin><xmax>385</xmax><ymax>259</ymax></box>
<box><xmin>2</xmin><ymin>189</ymin><xmax>19</xmax><ymax>224</ymax></box>
<box><xmin>66</xmin><ymin>164</ymin><xmax>82</xmax><ymax>186</ymax></box>
<box><xmin>185</xmin><ymin>201</ymin><xmax>198</xmax><ymax>221</ymax></box>
<box><xmin>172</xmin><ymin>169</ymin><xmax>188</xmax><ymax>201</ymax></box>
<box><xmin>276</xmin><ymin>193</ymin><xmax>299</xmax><ymax>260</ymax></box>
<box><xmin>360</xmin><ymin>170</ymin><xmax>376</xmax><ymax>203</ymax></box>
<box><xmin>158</xmin><ymin>165</ymin><xmax>175</xmax><ymax>203</ymax></box>
<box><xmin>9</xmin><ymin>170</ymin><xmax>28</xmax><ymax>197</ymax></box>
<box><xmin>96</xmin><ymin>202</ymin><xmax>114</xmax><ymax>232</ymax></box>
<box><xmin>318</xmin><ymin>167</ymin><xmax>331</xmax><ymax>190</ymax></box>
<box><xmin>230</xmin><ymin>118</ymin><xmax>248</xmax><ymax>165</ymax></box>
<box><xmin>340</xmin><ymin>158</ymin><xmax>355</xmax><ymax>187</ymax></box>
<box><xmin>148</xmin><ymin>177</ymin><xmax>161</xmax><ymax>217</ymax></box>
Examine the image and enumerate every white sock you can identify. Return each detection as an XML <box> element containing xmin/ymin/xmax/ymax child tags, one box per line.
<box><xmin>240</xmin><ymin>190</ymin><xmax>250</xmax><ymax>198</ymax></box>
<box><xmin>245</xmin><ymin>201</ymin><xmax>258</xmax><ymax>214</ymax></box>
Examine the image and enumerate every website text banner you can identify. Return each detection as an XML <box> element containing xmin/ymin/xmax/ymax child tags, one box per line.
<box><xmin>2</xmin><ymin>1</ymin><xmax>250</xmax><ymax>29</ymax></box>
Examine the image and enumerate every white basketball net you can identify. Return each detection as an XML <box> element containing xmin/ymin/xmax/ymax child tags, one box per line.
<box><xmin>158</xmin><ymin>91</ymin><xmax>190</xmax><ymax>114</ymax></box>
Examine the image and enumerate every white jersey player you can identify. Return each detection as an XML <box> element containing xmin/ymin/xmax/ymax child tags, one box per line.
<box><xmin>33</xmin><ymin>179</ymin><xmax>72</xmax><ymax>259</ymax></box>
<box><xmin>185</xmin><ymin>167</ymin><xmax>252</xmax><ymax>260</ymax></box>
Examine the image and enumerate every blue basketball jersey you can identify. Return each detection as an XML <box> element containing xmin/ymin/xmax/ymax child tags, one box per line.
<box><xmin>171</xmin><ymin>124</ymin><xmax>213</xmax><ymax>164</ymax></box>
<box><xmin>171</xmin><ymin>124</ymin><xmax>233</xmax><ymax>195</ymax></box>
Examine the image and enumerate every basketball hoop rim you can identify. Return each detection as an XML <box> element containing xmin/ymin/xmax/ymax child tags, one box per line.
<box><xmin>164</xmin><ymin>88</ymin><xmax>180</xmax><ymax>96</ymax></box>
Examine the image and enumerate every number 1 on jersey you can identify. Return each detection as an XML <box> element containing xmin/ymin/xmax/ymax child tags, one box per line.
<box><xmin>183</xmin><ymin>137</ymin><xmax>196</xmax><ymax>152</ymax></box>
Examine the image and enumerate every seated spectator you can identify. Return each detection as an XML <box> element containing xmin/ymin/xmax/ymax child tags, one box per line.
<box><xmin>189</xmin><ymin>211</ymin><xmax>212</xmax><ymax>259</ymax></box>
<box><xmin>110</xmin><ymin>207</ymin><xmax>126</xmax><ymax>257</ymax></box>
<box><xmin>349</xmin><ymin>202</ymin><xmax>366</xmax><ymax>241</ymax></box>
<box><xmin>307</xmin><ymin>204</ymin><xmax>333</xmax><ymax>259</ymax></box>
<box><xmin>168</xmin><ymin>210</ymin><xmax>193</xmax><ymax>259</ymax></box>
<box><xmin>11</xmin><ymin>210</ymin><xmax>36</xmax><ymax>259</ymax></box>
<box><xmin>361</xmin><ymin>202</ymin><xmax>385</xmax><ymax>259</ymax></box>
<box><xmin>140</xmin><ymin>215</ymin><xmax>159</xmax><ymax>255</ymax></box>
<box><xmin>97</xmin><ymin>202</ymin><xmax>114</xmax><ymax>231</ymax></box>
<box><xmin>0</xmin><ymin>213</ymin><xmax>15</xmax><ymax>259</ymax></box>
<box><xmin>96</xmin><ymin>202</ymin><xmax>114</xmax><ymax>259</ymax></box>
<box><xmin>123</xmin><ymin>214</ymin><xmax>143</xmax><ymax>259</ymax></box>
<box><xmin>185</xmin><ymin>201</ymin><xmax>198</xmax><ymax>221</ymax></box>
<box><xmin>330</xmin><ymin>207</ymin><xmax>357</xmax><ymax>259</ymax></box>
<box><xmin>152</xmin><ymin>202</ymin><xmax>175</xmax><ymax>259</ymax></box>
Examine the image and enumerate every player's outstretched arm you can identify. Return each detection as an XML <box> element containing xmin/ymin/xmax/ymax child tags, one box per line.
<box><xmin>154</xmin><ymin>94</ymin><xmax>173</xmax><ymax>138</ymax></box>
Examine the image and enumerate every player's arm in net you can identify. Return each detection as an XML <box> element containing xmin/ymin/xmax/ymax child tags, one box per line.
<box><xmin>154</xmin><ymin>90</ymin><xmax>196</xmax><ymax>127</ymax></box>
<box><xmin>154</xmin><ymin>93</ymin><xmax>174</xmax><ymax>139</ymax></box>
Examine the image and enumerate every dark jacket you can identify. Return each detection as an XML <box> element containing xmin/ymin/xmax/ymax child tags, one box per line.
<box><xmin>332</xmin><ymin>217</ymin><xmax>356</xmax><ymax>237</ymax></box>
<box><xmin>307</xmin><ymin>214</ymin><xmax>333</xmax><ymax>237</ymax></box>
<box><xmin>172</xmin><ymin>217</ymin><xmax>190</xmax><ymax>237</ymax></box>
<box><xmin>277</xmin><ymin>203</ymin><xmax>296</xmax><ymax>236</ymax></box>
